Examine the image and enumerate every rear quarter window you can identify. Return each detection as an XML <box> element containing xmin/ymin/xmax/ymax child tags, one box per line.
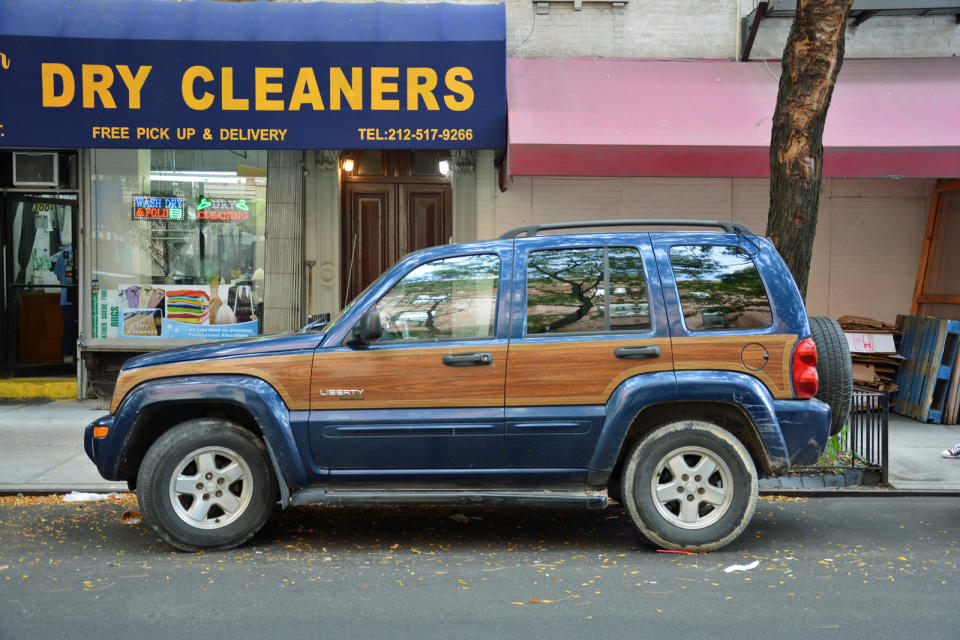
<box><xmin>669</xmin><ymin>245</ymin><xmax>772</xmax><ymax>331</ymax></box>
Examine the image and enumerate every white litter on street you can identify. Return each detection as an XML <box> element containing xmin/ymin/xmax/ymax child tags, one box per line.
<box><xmin>62</xmin><ymin>491</ymin><xmax>119</xmax><ymax>503</ymax></box>
<box><xmin>723</xmin><ymin>560</ymin><xmax>760</xmax><ymax>573</ymax></box>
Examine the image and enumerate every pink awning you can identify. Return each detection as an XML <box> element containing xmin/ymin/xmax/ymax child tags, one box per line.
<box><xmin>507</xmin><ymin>57</ymin><xmax>960</xmax><ymax>178</ymax></box>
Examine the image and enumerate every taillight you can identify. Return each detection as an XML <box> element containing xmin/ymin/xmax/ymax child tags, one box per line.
<box><xmin>792</xmin><ymin>338</ymin><xmax>819</xmax><ymax>399</ymax></box>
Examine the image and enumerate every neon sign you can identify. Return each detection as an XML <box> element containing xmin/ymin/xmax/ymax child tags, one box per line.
<box><xmin>133</xmin><ymin>195</ymin><xmax>185</xmax><ymax>221</ymax></box>
<box><xmin>197</xmin><ymin>197</ymin><xmax>252</xmax><ymax>221</ymax></box>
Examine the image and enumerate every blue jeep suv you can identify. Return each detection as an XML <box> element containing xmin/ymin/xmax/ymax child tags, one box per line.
<box><xmin>85</xmin><ymin>220</ymin><xmax>845</xmax><ymax>552</ymax></box>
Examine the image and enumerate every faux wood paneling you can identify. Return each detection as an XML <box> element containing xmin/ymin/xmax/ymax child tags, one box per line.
<box><xmin>111</xmin><ymin>353</ymin><xmax>314</xmax><ymax>413</ymax></box>
<box><xmin>505</xmin><ymin>338</ymin><xmax>672</xmax><ymax>406</ymax></box>
<box><xmin>311</xmin><ymin>345</ymin><xmax>508</xmax><ymax>409</ymax></box>
<box><xmin>671</xmin><ymin>334</ymin><xmax>796</xmax><ymax>399</ymax></box>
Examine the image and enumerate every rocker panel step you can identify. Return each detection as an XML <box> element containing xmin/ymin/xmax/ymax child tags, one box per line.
<box><xmin>289</xmin><ymin>488</ymin><xmax>609</xmax><ymax>509</ymax></box>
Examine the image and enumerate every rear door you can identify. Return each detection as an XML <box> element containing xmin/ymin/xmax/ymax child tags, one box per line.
<box><xmin>504</xmin><ymin>235</ymin><xmax>673</xmax><ymax>472</ymax></box>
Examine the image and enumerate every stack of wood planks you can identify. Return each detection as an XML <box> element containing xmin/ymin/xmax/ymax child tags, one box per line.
<box><xmin>891</xmin><ymin>315</ymin><xmax>960</xmax><ymax>424</ymax></box>
<box><xmin>839</xmin><ymin>315</ymin><xmax>902</xmax><ymax>393</ymax></box>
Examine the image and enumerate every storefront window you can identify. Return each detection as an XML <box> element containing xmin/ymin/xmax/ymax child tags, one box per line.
<box><xmin>89</xmin><ymin>149</ymin><xmax>267</xmax><ymax>340</ymax></box>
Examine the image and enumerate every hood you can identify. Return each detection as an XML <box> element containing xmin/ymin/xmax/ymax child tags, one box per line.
<box><xmin>122</xmin><ymin>332</ymin><xmax>325</xmax><ymax>370</ymax></box>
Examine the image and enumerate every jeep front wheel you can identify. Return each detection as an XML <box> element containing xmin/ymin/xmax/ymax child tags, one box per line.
<box><xmin>137</xmin><ymin>418</ymin><xmax>277</xmax><ymax>552</ymax></box>
<box><xmin>621</xmin><ymin>421</ymin><xmax>758</xmax><ymax>552</ymax></box>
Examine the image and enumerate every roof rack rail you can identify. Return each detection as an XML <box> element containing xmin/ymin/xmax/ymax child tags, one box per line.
<box><xmin>498</xmin><ymin>219</ymin><xmax>754</xmax><ymax>239</ymax></box>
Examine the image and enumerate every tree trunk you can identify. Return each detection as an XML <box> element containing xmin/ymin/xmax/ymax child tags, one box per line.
<box><xmin>766</xmin><ymin>0</ymin><xmax>853</xmax><ymax>300</ymax></box>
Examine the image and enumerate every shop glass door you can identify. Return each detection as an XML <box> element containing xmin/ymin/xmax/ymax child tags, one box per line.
<box><xmin>1</xmin><ymin>195</ymin><xmax>78</xmax><ymax>376</ymax></box>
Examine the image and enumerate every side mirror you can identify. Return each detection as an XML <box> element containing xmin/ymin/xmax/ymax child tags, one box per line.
<box><xmin>347</xmin><ymin>309</ymin><xmax>382</xmax><ymax>346</ymax></box>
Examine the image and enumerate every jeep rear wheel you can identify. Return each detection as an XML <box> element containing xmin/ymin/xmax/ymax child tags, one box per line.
<box><xmin>621</xmin><ymin>421</ymin><xmax>758</xmax><ymax>552</ymax></box>
<box><xmin>137</xmin><ymin>419</ymin><xmax>277</xmax><ymax>552</ymax></box>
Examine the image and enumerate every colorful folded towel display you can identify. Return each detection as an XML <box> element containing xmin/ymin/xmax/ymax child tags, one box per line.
<box><xmin>166</xmin><ymin>289</ymin><xmax>210</xmax><ymax>324</ymax></box>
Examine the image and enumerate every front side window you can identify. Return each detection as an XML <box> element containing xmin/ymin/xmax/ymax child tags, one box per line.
<box><xmin>374</xmin><ymin>254</ymin><xmax>500</xmax><ymax>342</ymax></box>
<box><xmin>525</xmin><ymin>247</ymin><xmax>650</xmax><ymax>335</ymax></box>
<box><xmin>670</xmin><ymin>245</ymin><xmax>772</xmax><ymax>331</ymax></box>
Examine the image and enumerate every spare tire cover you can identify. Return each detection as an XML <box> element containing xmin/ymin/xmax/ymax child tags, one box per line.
<box><xmin>807</xmin><ymin>316</ymin><xmax>853</xmax><ymax>436</ymax></box>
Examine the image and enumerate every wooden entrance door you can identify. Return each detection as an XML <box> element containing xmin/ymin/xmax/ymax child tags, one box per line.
<box><xmin>340</xmin><ymin>151</ymin><xmax>452</xmax><ymax>304</ymax></box>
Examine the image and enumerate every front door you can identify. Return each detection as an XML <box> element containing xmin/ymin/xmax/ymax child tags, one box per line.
<box><xmin>309</xmin><ymin>251</ymin><xmax>508</xmax><ymax>475</ymax></box>
<box><xmin>340</xmin><ymin>150</ymin><xmax>452</xmax><ymax>304</ymax></box>
<box><xmin>0</xmin><ymin>195</ymin><xmax>78</xmax><ymax>376</ymax></box>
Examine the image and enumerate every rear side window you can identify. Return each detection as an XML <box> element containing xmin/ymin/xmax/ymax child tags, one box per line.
<box><xmin>669</xmin><ymin>245</ymin><xmax>772</xmax><ymax>331</ymax></box>
<box><xmin>525</xmin><ymin>247</ymin><xmax>650</xmax><ymax>334</ymax></box>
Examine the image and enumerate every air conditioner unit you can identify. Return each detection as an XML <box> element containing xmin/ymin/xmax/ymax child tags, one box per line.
<box><xmin>13</xmin><ymin>152</ymin><xmax>59</xmax><ymax>188</ymax></box>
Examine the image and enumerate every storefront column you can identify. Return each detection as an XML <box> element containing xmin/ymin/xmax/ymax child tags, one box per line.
<box><xmin>451</xmin><ymin>150</ymin><xmax>477</xmax><ymax>244</ymax></box>
<box><xmin>263</xmin><ymin>150</ymin><xmax>305</xmax><ymax>333</ymax></box>
<box><xmin>475</xmin><ymin>150</ymin><xmax>497</xmax><ymax>241</ymax></box>
<box><xmin>305</xmin><ymin>150</ymin><xmax>341</xmax><ymax>317</ymax></box>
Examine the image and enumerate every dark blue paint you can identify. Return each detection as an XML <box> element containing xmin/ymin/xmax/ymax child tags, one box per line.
<box><xmin>773</xmin><ymin>398</ymin><xmax>832</xmax><ymax>467</ymax></box>
<box><xmin>672</xmin><ymin>370</ymin><xmax>792</xmax><ymax>470</ymax></box>
<box><xmin>327</xmin><ymin>467</ymin><xmax>589</xmax><ymax>485</ymax></box>
<box><xmin>309</xmin><ymin>407</ymin><xmax>505</xmax><ymax>471</ymax></box>
<box><xmin>124</xmin><ymin>332</ymin><xmax>322</xmax><ymax>370</ymax></box>
<box><xmin>86</xmin><ymin>375</ymin><xmax>308</xmax><ymax>486</ymax></box>
<box><xmin>506</xmin><ymin>405</ymin><xmax>605</xmax><ymax>468</ymax></box>
<box><xmin>588</xmin><ymin>371</ymin><xmax>679</xmax><ymax>471</ymax></box>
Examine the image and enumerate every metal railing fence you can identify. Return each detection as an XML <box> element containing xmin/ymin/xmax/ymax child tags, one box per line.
<box><xmin>846</xmin><ymin>389</ymin><xmax>889</xmax><ymax>484</ymax></box>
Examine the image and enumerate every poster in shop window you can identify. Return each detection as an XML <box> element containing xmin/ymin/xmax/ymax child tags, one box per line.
<box><xmin>92</xmin><ymin>283</ymin><xmax>258</xmax><ymax>339</ymax></box>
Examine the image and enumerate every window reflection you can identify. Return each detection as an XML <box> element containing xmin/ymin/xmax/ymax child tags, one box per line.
<box><xmin>670</xmin><ymin>245</ymin><xmax>772</xmax><ymax>331</ymax></box>
<box><xmin>374</xmin><ymin>254</ymin><xmax>500</xmax><ymax>342</ymax></box>
<box><xmin>525</xmin><ymin>247</ymin><xmax>650</xmax><ymax>334</ymax></box>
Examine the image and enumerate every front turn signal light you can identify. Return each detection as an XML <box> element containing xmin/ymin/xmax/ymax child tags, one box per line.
<box><xmin>93</xmin><ymin>426</ymin><xmax>109</xmax><ymax>438</ymax></box>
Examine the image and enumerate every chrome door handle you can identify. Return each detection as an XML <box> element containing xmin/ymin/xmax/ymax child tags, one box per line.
<box><xmin>442</xmin><ymin>352</ymin><xmax>493</xmax><ymax>366</ymax></box>
<box><xmin>614</xmin><ymin>346</ymin><xmax>661</xmax><ymax>359</ymax></box>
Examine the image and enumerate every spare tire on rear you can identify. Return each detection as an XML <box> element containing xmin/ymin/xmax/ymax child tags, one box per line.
<box><xmin>808</xmin><ymin>316</ymin><xmax>853</xmax><ymax>436</ymax></box>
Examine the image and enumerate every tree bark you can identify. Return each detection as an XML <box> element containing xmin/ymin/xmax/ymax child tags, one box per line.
<box><xmin>766</xmin><ymin>0</ymin><xmax>853</xmax><ymax>300</ymax></box>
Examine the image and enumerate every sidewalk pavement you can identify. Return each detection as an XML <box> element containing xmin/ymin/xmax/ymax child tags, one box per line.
<box><xmin>1</xmin><ymin>399</ymin><xmax>959</xmax><ymax>495</ymax></box>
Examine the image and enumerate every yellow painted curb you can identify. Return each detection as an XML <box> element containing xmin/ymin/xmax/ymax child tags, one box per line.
<box><xmin>0</xmin><ymin>378</ymin><xmax>77</xmax><ymax>400</ymax></box>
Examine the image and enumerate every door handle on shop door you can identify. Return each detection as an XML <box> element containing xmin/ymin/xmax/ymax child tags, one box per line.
<box><xmin>614</xmin><ymin>345</ymin><xmax>661</xmax><ymax>359</ymax></box>
<box><xmin>442</xmin><ymin>352</ymin><xmax>493</xmax><ymax>366</ymax></box>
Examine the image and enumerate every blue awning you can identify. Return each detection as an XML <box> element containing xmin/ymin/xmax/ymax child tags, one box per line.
<box><xmin>1</xmin><ymin>0</ymin><xmax>504</xmax><ymax>44</ymax></box>
<box><xmin>0</xmin><ymin>0</ymin><xmax>506</xmax><ymax>149</ymax></box>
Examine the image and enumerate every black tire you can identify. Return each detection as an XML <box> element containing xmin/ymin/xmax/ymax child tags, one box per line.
<box><xmin>808</xmin><ymin>316</ymin><xmax>853</xmax><ymax>436</ymax></box>
<box><xmin>136</xmin><ymin>419</ymin><xmax>277</xmax><ymax>552</ymax></box>
<box><xmin>621</xmin><ymin>421</ymin><xmax>758</xmax><ymax>552</ymax></box>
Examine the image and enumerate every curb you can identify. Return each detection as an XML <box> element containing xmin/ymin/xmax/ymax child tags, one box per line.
<box><xmin>0</xmin><ymin>484</ymin><xmax>127</xmax><ymax>496</ymax></box>
<box><xmin>0</xmin><ymin>378</ymin><xmax>77</xmax><ymax>401</ymax></box>
<box><xmin>760</xmin><ymin>488</ymin><xmax>960</xmax><ymax>498</ymax></box>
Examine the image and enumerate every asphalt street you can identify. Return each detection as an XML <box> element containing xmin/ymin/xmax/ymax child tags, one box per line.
<box><xmin>1</xmin><ymin>496</ymin><xmax>957</xmax><ymax>639</ymax></box>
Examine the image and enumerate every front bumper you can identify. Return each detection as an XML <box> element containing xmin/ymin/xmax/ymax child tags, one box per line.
<box><xmin>84</xmin><ymin>414</ymin><xmax>116</xmax><ymax>479</ymax></box>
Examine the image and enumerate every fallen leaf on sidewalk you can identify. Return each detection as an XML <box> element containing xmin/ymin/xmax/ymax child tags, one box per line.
<box><xmin>121</xmin><ymin>510</ymin><xmax>142</xmax><ymax>525</ymax></box>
